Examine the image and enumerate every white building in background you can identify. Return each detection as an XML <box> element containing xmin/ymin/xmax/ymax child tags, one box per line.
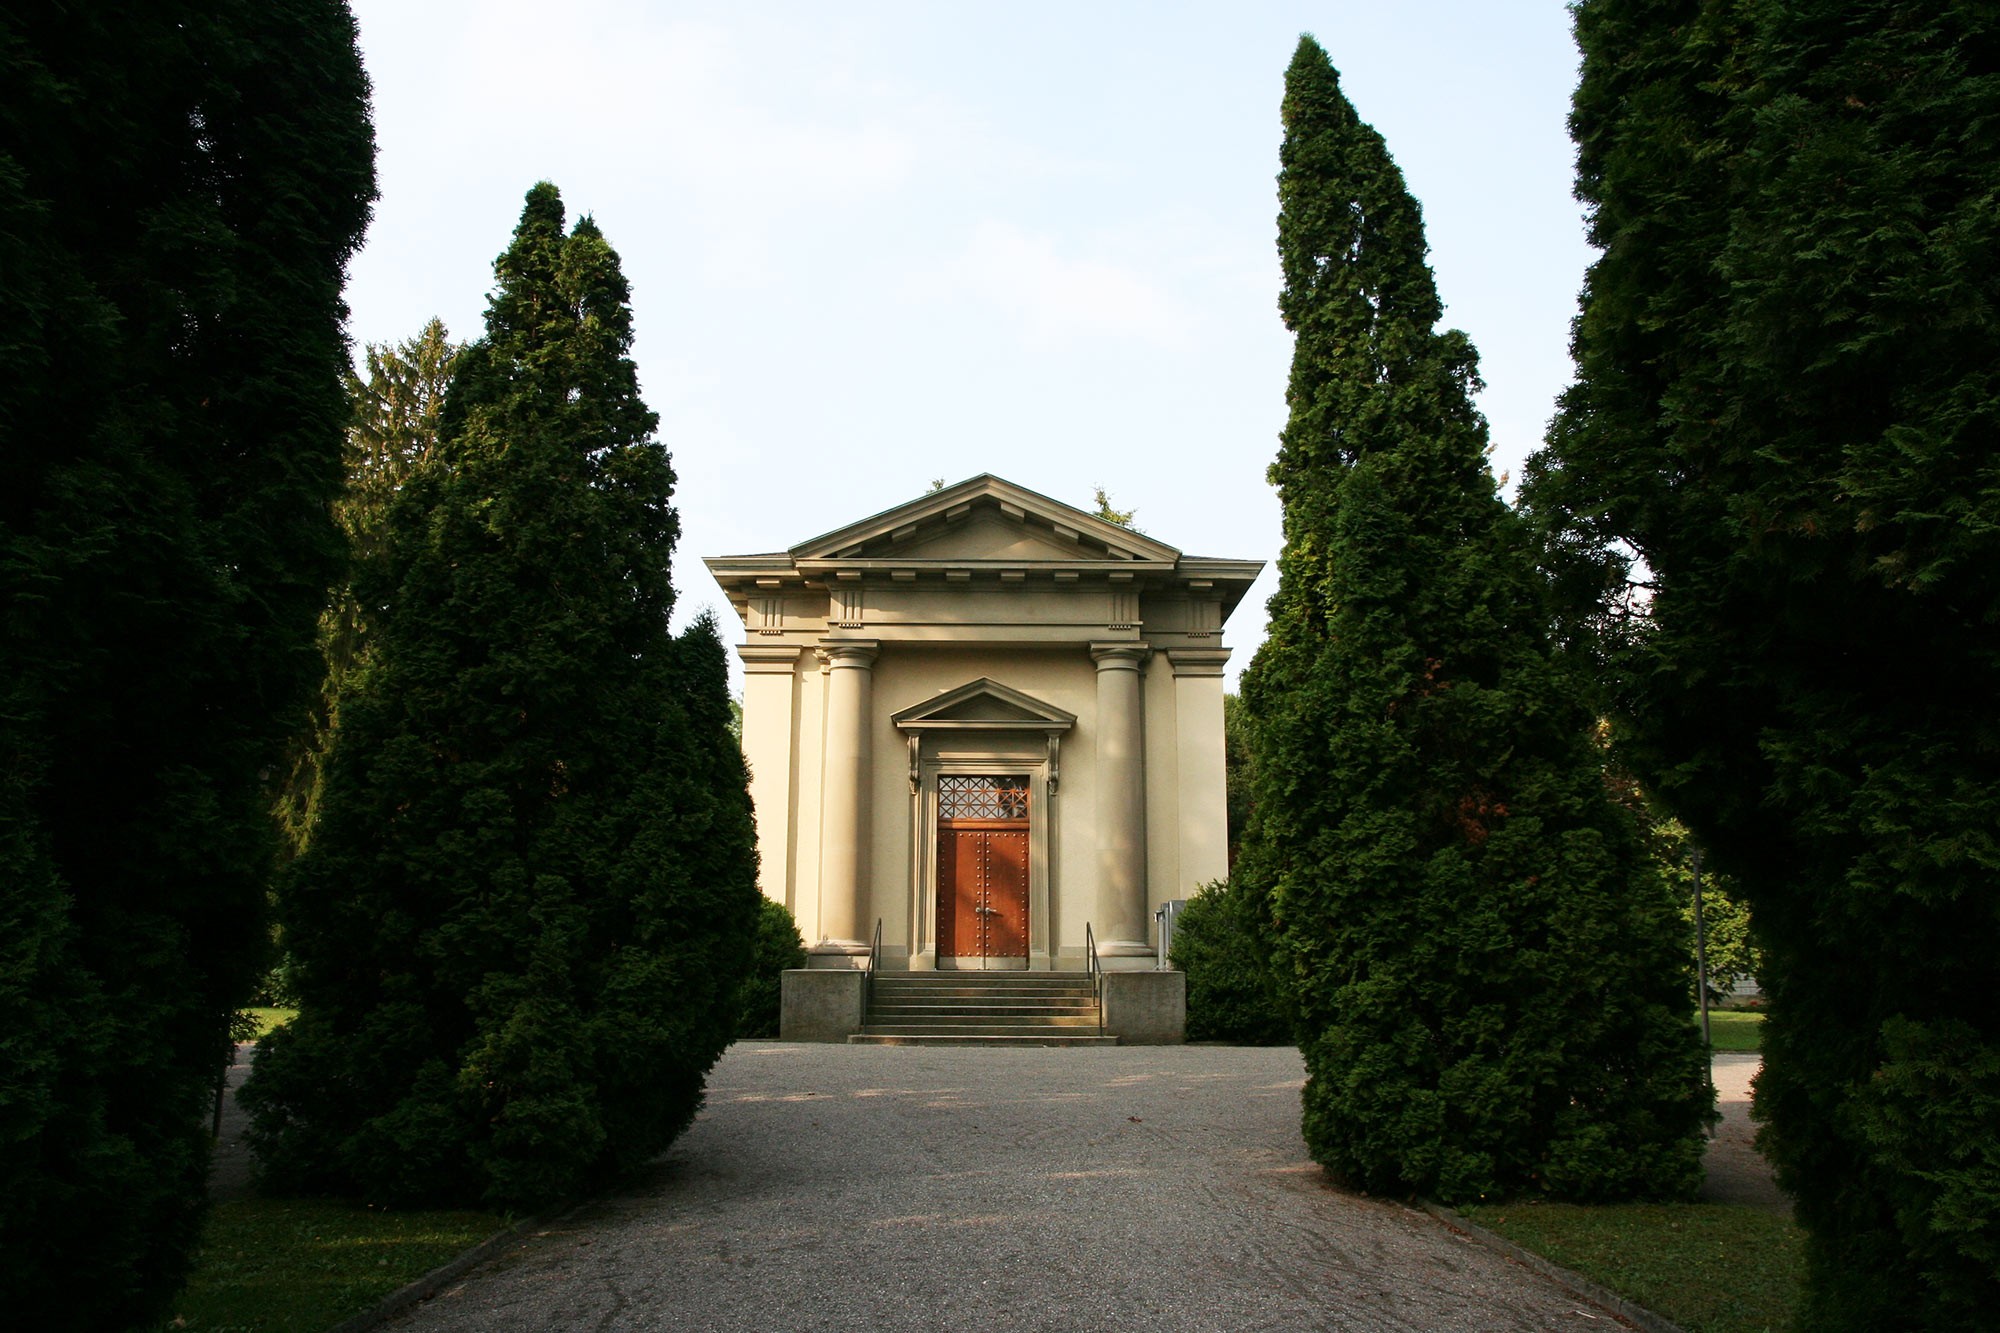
<box><xmin>706</xmin><ymin>475</ymin><xmax>1262</xmax><ymax>973</ymax></box>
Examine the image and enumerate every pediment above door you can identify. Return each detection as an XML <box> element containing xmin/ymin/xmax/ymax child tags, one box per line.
<box><xmin>892</xmin><ymin>678</ymin><xmax>1076</xmax><ymax>734</ymax></box>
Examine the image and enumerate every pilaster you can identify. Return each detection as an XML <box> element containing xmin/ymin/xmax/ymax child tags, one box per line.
<box><xmin>737</xmin><ymin>644</ymin><xmax>805</xmax><ymax>911</ymax></box>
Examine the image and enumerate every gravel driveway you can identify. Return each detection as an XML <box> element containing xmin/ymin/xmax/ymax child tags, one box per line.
<box><xmin>386</xmin><ymin>1043</ymin><xmax>1641</xmax><ymax>1333</ymax></box>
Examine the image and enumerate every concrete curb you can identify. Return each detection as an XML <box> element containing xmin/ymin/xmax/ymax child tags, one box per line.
<box><xmin>323</xmin><ymin>1212</ymin><xmax>555</xmax><ymax>1333</ymax></box>
<box><xmin>1417</xmin><ymin>1201</ymin><xmax>1688</xmax><ymax>1333</ymax></box>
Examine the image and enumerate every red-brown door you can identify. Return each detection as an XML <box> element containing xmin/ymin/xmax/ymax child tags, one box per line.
<box><xmin>936</xmin><ymin>776</ymin><xmax>1030</xmax><ymax>962</ymax></box>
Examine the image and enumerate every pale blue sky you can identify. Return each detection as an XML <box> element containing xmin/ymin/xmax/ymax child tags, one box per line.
<box><xmin>344</xmin><ymin>1</ymin><xmax>1590</xmax><ymax>685</ymax></box>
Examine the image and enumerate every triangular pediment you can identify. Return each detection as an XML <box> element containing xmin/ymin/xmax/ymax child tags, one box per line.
<box><xmin>790</xmin><ymin>474</ymin><xmax>1181</xmax><ymax>567</ymax></box>
<box><xmin>892</xmin><ymin>510</ymin><xmax>1086</xmax><ymax>562</ymax></box>
<box><xmin>892</xmin><ymin>677</ymin><xmax>1076</xmax><ymax>732</ymax></box>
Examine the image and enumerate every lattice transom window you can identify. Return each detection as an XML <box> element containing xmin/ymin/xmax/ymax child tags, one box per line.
<box><xmin>937</xmin><ymin>774</ymin><xmax>1029</xmax><ymax>820</ymax></box>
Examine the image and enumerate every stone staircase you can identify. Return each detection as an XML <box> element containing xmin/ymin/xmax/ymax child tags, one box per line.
<box><xmin>848</xmin><ymin>972</ymin><xmax>1116</xmax><ymax>1046</ymax></box>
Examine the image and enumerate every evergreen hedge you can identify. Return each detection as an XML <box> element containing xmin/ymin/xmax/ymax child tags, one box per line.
<box><xmin>1531</xmin><ymin>4</ymin><xmax>2000</xmax><ymax>1323</ymax></box>
<box><xmin>0</xmin><ymin>6</ymin><xmax>373</xmax><ymax>1326</ymax></box>
<box><xmin>242</xmin><ymin>185</ymin><xmax>759</xmax><ymax>1210</ymax></box>
<box><xmin>1235</xmin><ymin>36</ymin><xmax>1710</xmax><ymax>1205</ymax></box>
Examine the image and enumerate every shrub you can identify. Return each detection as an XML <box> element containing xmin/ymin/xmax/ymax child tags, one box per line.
<box><xmin>734</xmin><ymin>898</ymin><xmax>807</xmax><ymax>1039</ymax></box>
<box><xmin>1170</xmin><ymin>881</ymin><xmax>1291</xmax><ymax>1045</ymax></box>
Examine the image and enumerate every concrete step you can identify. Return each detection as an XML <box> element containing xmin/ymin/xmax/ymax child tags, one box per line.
<box><xmin>871</xmin><ymin>972</ymin><xmax>1094</xmax><ymax>983</ymax></box>
<box><xmin>859</xmin><ymin>970</ymin><xmax>1106</xmax><ymax>1044</ymax></box>
<box><xmin>848</xmin><ymin>1033</ymin><xmax>1119</xmax><ymax>1047</ymax></box>
<box><xmin>872</xmin><ymin>1000</ymin><xmax>1104</xmax><ymax>1012</ymax></box>
<box><xmin>864</xmin><ymin>1008</ymin><xmax>1104</xmax><ymax>1024</ymax></box>
<box><xmin>870</xmin><ymin>996</ymin><xmax>1092</xmax><ymax>1008</ymax></box>
<box><xmin>860</xmin><ymin>1021</ymin><xmax>1106</xmax><ymax>1036</ymax></box>
<box><xmin>876</xmin><ymin>976</ymin><xmax>1096</xmax><ymax>984</ymax></box>
<box><xmin>872</xmin><ymin>984</ymin><xmax>1096</xmax><ymax>996</ymax></box>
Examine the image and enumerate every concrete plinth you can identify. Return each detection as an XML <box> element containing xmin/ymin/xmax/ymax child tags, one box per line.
<box><xmin>1097</xmin><ymin>950</ymin><xmax>1160</xmax><ymax>973</ymax></box>
<box><xmin>780</xmin><ymin>969</ymin><xmax>865</xmax><ymax>1042</ymax></box>
<box><xmin>1101</xmin><ymin>969</ymin><xmax>1186</xmax><ymax>1045</ymax></box>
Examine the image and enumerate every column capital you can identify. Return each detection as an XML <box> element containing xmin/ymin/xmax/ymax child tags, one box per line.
<box><xmin>1089</xmin><ymin>642</ymin><xmax>1152</xmax><ymax>671</ymax></box>
<box><xmin>738</xmin><ymin>643</ymin><xmax>805</xmax><ymax>674</ymax></box>
<box><xmin>815</xmin><ymin>639</ymin><xmax>880</xmax><ymax>671</ymax></box>
<box><xmin>1165</xmin><ymin>647</ymin><xmax>1231</xmax><ymax>678</ymax></box>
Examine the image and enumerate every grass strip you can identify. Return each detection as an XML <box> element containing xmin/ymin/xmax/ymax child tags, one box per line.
<box><xmin>164</xmin><ymin>1197</ymin><xmax>503</xmax><ymax>1333</ymax></box>
<box><xmin>1703</xmin><ymin>1010</ymin><xmax>1763</xmax><ymax>1052</ymax></box>
<box><xmin>243</xmin><ymin>1008</ymin><xmax>298</xmax><ymax>1041</ymax></box>
<box><xmin>1459</xmin><ymin>1200</ymin><xmax>1802</xmax><ymax>1333</ymax></box>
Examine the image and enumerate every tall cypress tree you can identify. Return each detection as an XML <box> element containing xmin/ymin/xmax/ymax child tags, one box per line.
<box><xmin>1532</xmin><ymin>3</ymin><xmax>2000</xmax><ymax>1324</ymax></box>
<box><xmin>0</xmin><ymin>5</ymin><xmax>373</xmax><ymax>1326</ymax></box>
<box><xmin>244</xmin><ymin>184</ymin><xmax>759</xmax><ymax>1209</ymax></box>
<box><xmin>1237</xmin><ymin>35</ymin><xmax>1709</xmax><ymax>1204</ymax></box>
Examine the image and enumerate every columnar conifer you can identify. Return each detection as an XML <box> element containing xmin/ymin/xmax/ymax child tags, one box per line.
<box><xmin>244</xmin><ymin>184</ymin><xmax>758</xmax><ymax>1209</ymax></box>
<box><xmin>0</xmin><ymin>5</ymin><xmax>374</xmax><ymax>1325</ymax></box>
<box><xmin>1532</xmin><ymin>3</ymin><xmax>2000</xmax><ymax>1324</ymax></box>
<box><xmin>1236</xmin><ymin>35</ymin><xmax>1709</xmax><ymax>1203</ymax></box>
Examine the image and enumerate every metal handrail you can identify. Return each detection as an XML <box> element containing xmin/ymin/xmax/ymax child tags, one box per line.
<box><xmin>864</xmin><ymin>918</ymin><xmax>883</xmax><ymax>1016</ymax></box>
<box><xmin>1085</xmin><ymin>922</ymin><xmax>1104</xmax><ymax>1035</ymax></box>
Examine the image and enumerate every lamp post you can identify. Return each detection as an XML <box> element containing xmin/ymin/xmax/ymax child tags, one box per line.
<box><xmin>1693</xmin><ymin>845</ymin><xmax>1711</xmax><ymax>1049</ymax></box>
<box><xmin>1692</xmin><ymin>844</ymin><xmax>1714</xmax><ymax>1135</ymax></box>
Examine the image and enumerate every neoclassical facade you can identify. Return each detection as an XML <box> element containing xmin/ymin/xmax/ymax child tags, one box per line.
<box><xmin>706</xmin><ymin>475</ymin><xmax>1261</xmax><ymax>971</ymax></box>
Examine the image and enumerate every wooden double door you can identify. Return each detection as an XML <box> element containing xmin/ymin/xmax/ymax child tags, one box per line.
<box><xmin>935</xmin><ymin>775</ymin><xmax>1030</xmax><ymax>964</ymax></box>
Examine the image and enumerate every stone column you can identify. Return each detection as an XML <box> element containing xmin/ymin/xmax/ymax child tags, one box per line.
<box><xmin>815</xmin><ymin>640</ymin><xmax>879</xmax><ymax>959</ymax></box>
<box><xmin>1091</xmin><ymin>643</ymin><xmax>1152</xmax><ymax>956</ymax></box>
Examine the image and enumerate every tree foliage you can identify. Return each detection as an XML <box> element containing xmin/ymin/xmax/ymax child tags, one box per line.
<box><xmin>733</xmin><ymin>897</ymin><xmax>807</xmax><ymax>1039</ymax></box>
<box><xmin>1529</xmin><ymin>3</ymin><xmax>2000</xmax><ymax>1323</ymax></box>
<box><xmin>275</xmin><ymin>318</ymin><xmax>461</xmax><ymax>857</ymax></box>
<box><xmin>0</xmin><ymin>5</ymin><xmax>373</xmax><ymax>1326</ymax></box>
<box><xmin>1170</xmin><ymin>880</ymin><xmax>1292</xmax><ymax>1045</ymax></box>
<box><xmin>1657</xmin><ymin>820</ymin><xmax>1761</xmax><ymax>1005</ymax></box>
<box><xmin>1091</xmin><ymin>486</ymin><xmax>1138</xmax><ymax>530</ymax></box>
<box><xmin>1235</xmin><ymin>35</ymin><xmax>1710</xmax><ymax>1205</ymax></box>
<box><xmin>243</xmin><ymin>184</ymin><xmax>758</xmax><ymax>1210</ymax></box>
<box><xmin>1223</xmin><ymin>693</ymin><xmax>1254</xmax><ymax>867</ymax></box>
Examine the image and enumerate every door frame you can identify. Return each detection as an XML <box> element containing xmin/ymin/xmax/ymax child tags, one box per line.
<box><xmin>910</xmin><ymin>747</ymin><xmax>1055</xmax><ymax>971</ymax></box>
<box><xmin>892</xmin><ymin>678</ymin><xmax>1074</xmax><ymax>972</ymax></box>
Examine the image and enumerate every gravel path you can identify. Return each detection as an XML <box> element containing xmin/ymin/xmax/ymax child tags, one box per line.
<box><xmin>1701</xmin><ymin>1052</ymin><xmax>1787</xmax><ymax>1212</ymax></box>
<box><xmin>383</xmin><ymin>1044</ymin><xmax>1643</xmax><ymax>1333</ymax></box>
<box><xmin>210</xmin><ymin>1041</ymin><xmax>257</xmax><ymax>1202</ymax></box>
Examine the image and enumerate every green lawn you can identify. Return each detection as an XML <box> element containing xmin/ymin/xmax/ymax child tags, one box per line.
<box><xmin>243</xmin><ymin>1008</ymin><xmax>297</xmax><ymax>1041</ymax></box>
<box><xmin>163</xmin><ymin>1198</ymin><xmax>504</xmax><ymax>1333</ymax></box>
<box><xmin>1459</xmin><ymin>1200</ymin><xmax>1802</xmax><ymax>1333</ymax></box>
<box><xmin>1704</xmin><ymin>1009</ymin><xmax>1764</xmax><ymax>1052</ymax></box>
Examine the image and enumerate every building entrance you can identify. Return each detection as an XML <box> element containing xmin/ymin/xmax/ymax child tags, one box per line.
<box><xmin>935</xmin><ymin>775</ymin><xmax>1029</xmax><ymax>967</ymax></box>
